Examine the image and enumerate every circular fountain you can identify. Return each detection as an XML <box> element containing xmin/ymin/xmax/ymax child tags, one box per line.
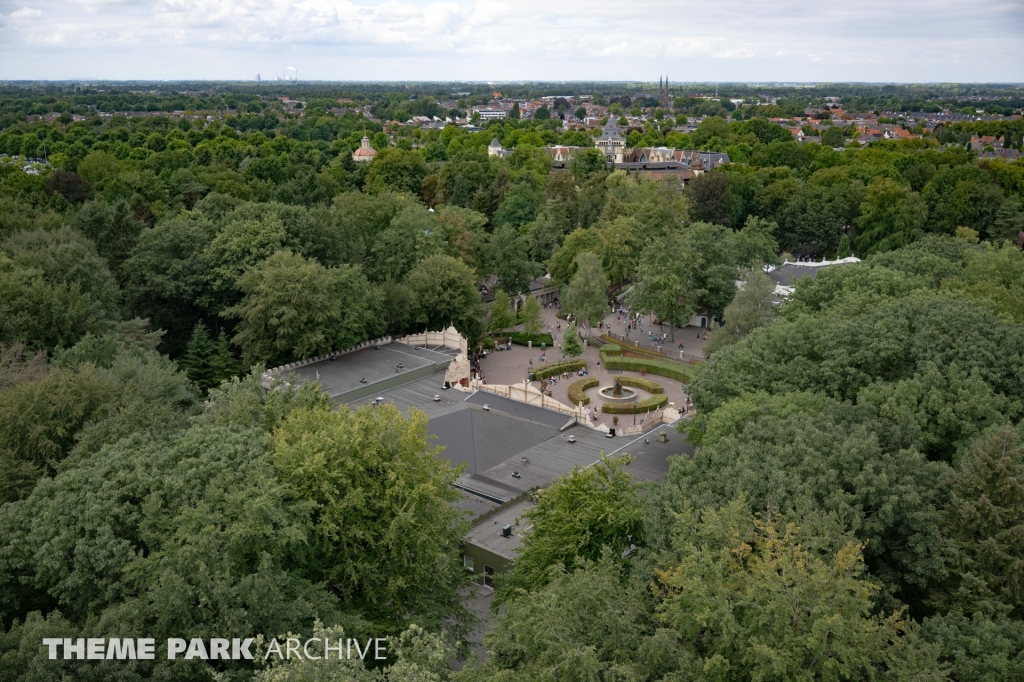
<box><xmin>599</xmin><ymin>377</ymin><xmax>637</xmax><ymax>402</ymax></box>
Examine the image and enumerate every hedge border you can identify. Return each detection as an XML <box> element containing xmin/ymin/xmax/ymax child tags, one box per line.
<box><xmin>534</xmin><ymin>359</ymin><xmax>586</xmax><ymax>380</ymax></box>
<box><xmin>601</xmin><ymin>394</ymin><xmax>669</xmax><ymax>414</ymax></box>
<box><xmin>601</xmin><ymin>353</ymin><xmax>690</xmax><ymax>383</ymax></box>
<box><xmin>506</xmin><ymin>332</ymin><xmax>555</xmax><ymax>347</ymax></box>
<box><xmin>617</xmin><ymin>376</ymin><xmax>664</xmax><ymax>394</ymax></box>
<box><xmin>568</xmin><ymin>377</ymin><xmax>599</xmax><ymax>406</ymax></box>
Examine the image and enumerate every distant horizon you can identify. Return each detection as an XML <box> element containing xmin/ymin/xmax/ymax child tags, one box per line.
<box><xmin>3</xmin><ymin>79</ymin><xmax>1024</xmax><ymax>87</ymax></box>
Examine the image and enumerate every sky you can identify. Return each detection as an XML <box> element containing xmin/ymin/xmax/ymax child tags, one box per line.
<box><xmin>0</xmin><ymin>0</ymin><xmax>1022</xmax><ymax>82</ymax></box>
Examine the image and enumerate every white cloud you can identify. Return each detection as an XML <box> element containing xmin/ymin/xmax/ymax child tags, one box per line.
<box><xmin>0</xmin><ymin>0</ymin><xmax>1020</xmax><ymax>80</ymax></box>
<box><xmin>9</xmin><ymin>6</ymin><xmax>42</xmax><ymax>18</ymax></box>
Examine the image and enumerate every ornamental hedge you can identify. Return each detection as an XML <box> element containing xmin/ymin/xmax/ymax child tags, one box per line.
<box><xmin>601</xmin><ymin>394</ymin><xmax>669</xmax><ymax>414</ymax></box>
<box><xmin>568</xmin><ymin>377</ymin><xmax>599</xmax><ymax>406</ymax></box>
<box><xmin>617</xmin><ymin>376</ymin><xmax>664</xmax><ymax>394</ymax></box>
<box><xmin>534</xmin><ymin>359</ymin><xmax>586</xmax><ymax>380</ymax></box>
<box><xmin>600</xmin><ymin>353</ymin><xmax>690</xmax><ymax>383</ymax></box>
<box><xmin>506</xmin><ymin>332</ymin><xmax>555</xmax><ymax>347</ymax></box>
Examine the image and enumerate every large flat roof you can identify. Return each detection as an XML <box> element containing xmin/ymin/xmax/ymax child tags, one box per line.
<box><xmin>341</xmin><ymin>372</ymin><xmax>692</xmax><ymax>513</ymax></box>
<box><xmin>288</xmin><ymin>343</ymin><xmax>456</xmax><ymax>400</ymax></box>
<box><xmin>464</xmin><ymin>498</ymin><xmax>535</xmax><ymax>561</ymax></box>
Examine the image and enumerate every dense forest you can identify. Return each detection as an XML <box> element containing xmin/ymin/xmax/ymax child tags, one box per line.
<box><xmin>1</xmin><ymin>83</ymin><xmax>1023</xmax><ymax>680</ymax></box>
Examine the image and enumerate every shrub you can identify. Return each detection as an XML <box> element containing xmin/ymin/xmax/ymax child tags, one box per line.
<box><xmin>618</xmin><ymin>376</ymin><xmax>664</xmax><ymax>394</ymax></box>
<box><xmin>534</xmin><ymin>359</ymin><xmax>586</xmax><ymax>380</ymax></box>
<box><xmin>600</xmin><ymin>354</ymin><xmax>690</xmax><ymax>382</ymax></box>
<box><xmin>601</xmin><ymin>394</ymin><xmax>669</xmax><ymax>414</ymax></box>
<box><xmin>600</xmin><ymin>343</ymin><xmax>622</xmax><ymax>355</ymax></box>
<box><xmin>568</xmin><ymin>377</ymin><xmax>599</xmax><ymax>405</ymax></box>
<box><xmin>506</xmin><ymin>332</ymin><xmax>554</xmax><ymax>347</ymax></box>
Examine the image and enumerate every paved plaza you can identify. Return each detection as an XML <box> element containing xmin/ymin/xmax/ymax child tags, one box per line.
<box><xmin>478</xmin><ymin>305</ymin><xmax>704</xmax><ymax>431</ymax></box>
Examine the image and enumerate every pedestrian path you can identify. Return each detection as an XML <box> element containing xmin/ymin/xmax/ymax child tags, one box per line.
<box><xmin>477</xmin><ymin>304</ymin><xmax>701</xmax><ymax>431</ymax></box>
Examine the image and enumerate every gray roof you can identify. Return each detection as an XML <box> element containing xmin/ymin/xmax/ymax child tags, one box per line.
<box><xmin>289</xmin><ymin>343</ymin><xmax>456</xmax><ymax>400</ymax></box>
<box><xmin>464</xmin><ymin>498</ymin><xmax>534</xmax><ymax>561</ymax></box>
<box><xmin>430</xmin><ymin>406</ymin><xmax>557</xmax><ymax>475</ymax></box>
<box><xmin>767</xmin><ymin>263</ymin><xmax>827</xmax><ymax>287</ymax></box>
<box><xmin>598</xmin><ymin>118</ymin><xmax>623</xmax><ymax>141</ymax></box>
<box><xmin>343</xmin><ymin>372</ymin><xmax>691</xmax><ymax>511</ymax></box>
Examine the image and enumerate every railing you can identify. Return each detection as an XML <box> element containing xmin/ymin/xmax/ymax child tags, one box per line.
<box><xmin>469</xmin><ymin>379</ymin><xmax>592</xmax><ymax>425</ymax></box>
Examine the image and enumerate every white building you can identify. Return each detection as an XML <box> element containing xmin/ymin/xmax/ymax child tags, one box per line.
<box><xmin>475</xmin><ymin>108</ymin><xmax>507</xmax><ymax>121</ymax></box>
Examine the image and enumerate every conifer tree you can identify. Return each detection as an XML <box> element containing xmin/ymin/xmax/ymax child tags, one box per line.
<box><xmin>182</xmin><ymin>322</ymin><xmax>216</xmax><ymax>391</ymax></box>
<box><xmin>210</xmin><ymin>329</ymin><xmax>241</xmax><ymax>385</ymax></box>
<box><xmin>562</xmin><ymin>321</ymin><xmax>583</xmax><ymax>359</ymax></box>
<box><xmin>836</xmin><ymin>233</ymin><xmax>852</xmax><ymax>258</ymax></box>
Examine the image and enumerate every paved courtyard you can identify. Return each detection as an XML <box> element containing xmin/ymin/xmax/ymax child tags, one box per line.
<box><xmin>477</xmin><ymin>304</ymin><xmax>704</xmax><ymax>431</ymax></box>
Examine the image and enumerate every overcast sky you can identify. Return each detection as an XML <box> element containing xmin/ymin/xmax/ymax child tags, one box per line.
<box><xmin>1</xmin><ymin>0</ymin><xmax>1022</xmax><ymax>82</ymax></box>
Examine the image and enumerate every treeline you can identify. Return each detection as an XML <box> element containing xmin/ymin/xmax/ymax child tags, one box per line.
<box><xmin>686</xmin><ymin>135</ymin><xmax>1024</xmax><ymax>256</ymax></box>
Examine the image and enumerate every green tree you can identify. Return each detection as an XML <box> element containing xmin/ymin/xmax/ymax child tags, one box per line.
<box><xmin>703</xmin><ymin>264</ymin><xmax>775</xmax><ymax>356</ymax></box>
<box><xmin>534</xmin><ymin>106</ymin><xmax>550</xmax><ymax>121</ymax></box>
<box><xmin>73</xmin><ymin>199</ymin><xmax>147</xmax><ymax>280</ymax></box>
<box><xmin>121</xmin><ymin>210</ymin><xmax>218</xmax><ymax>356</ymax></box>
<box><xmin>2</xmin><ymin>226</ymin><xmax>121</xmax><ymax>317</ymax></box>
<box><xmin>518</xmin><ymin>295</ymin><xmax>543</xmax><ymax>336</ymax></box>
<box><xmin>222</xmin><ymin>250</ymin><xmax>380</xmax><ymax>367</ymax></box>
<box><xmin>991</xmin><ymin>196</ymin><xmax>1024</xmax><ymax>243</ymax></box>
<box><xmin>922</xmin><ymin>165</ymin><xmax>1004</xmax><ymax>238</ymax></box>
<box><xmin>210</xmin><ymin>328</ymin><xmax>241</xmax><ymax>385</ymax></box>
<box><xmin>0</xmin><ymin>253</ymin><xmax>117</xmax><ymax>352</ymax></box>
<box><xmin>489</xmin><ymin>289</ymin><xmax>516</xmax><ymax>337</ymax></box>
<box><xmin>365</xmin><ymin>148</ymin><xmax>428</xmax><ymax>194</ymax></box>
<box><xmin>562</xmin><ymin>251</ymin><xmax>608</xmax><ymax>330</ymax></box>
<box><xmin>509</xmin><ymin>102</ymin><xmax>521</xmax><ymax>120</ymax></box>
<box><xmin>594</xmin><ymin>215</ymin><xmax>641</xmax><ymax>290</ymax></box>
<box><xmin>548</xmin><ymin>228</ymin><xmax>597</xmax><ymax>284</ymax></box>
<box><xmin>273</xmin><ymin>402</ymin><xmax>471</xmax><ymax>632</ymax></box>
<box><xmin>491</xmin><ymin>224</ymin><xmax>540</xmax><ymax>296</ymax></box>
<box><xmin>856</xmin><ymin>177</ymin><xmax>928</xmax><ymax>254</ymax></box>
<box><xmin>837</xmin><ymin>232</ymin><xmax>852</xmax><ymax>258</ymax></box>
<box><xmin>406</xmin><ymin>254</ymin><xmax>485</xmax><ymax>343</ymax></box>
<box><xmin>627</xmin><ymin>233</ymin><xmax>703</xmax><ymax>340</ymax></box>
<box><xmin>821</xmin><ymin>125</ymin><xmax>846</xmax><ymax>147</ymax></box>
<box><xmin>473</xmin><ymin>556</ymin><xmax>652</xmax><ymax>682</ymax></box>
<box><xmin>498</xmin><ymin>456</ymin><xmax>642</xmax><ymax>604</ymax></box>
<box><xmin>562</xmin><ymin>320</ymin><xmax>583</xmax><ymax>359</ymax></box>
<box><xmin>655</xmin><ymin>499</ymin><xmax>948</xmax><ymax>681</ymax></box>
<box><xmin>569</xmin><ymin>147</ymin><xmax>607</xmax><ymax>183</ymax></box>
<box><xmin>940</xmin><ymin>423</ymin><xmax>1024</xmax><ymax>617</ymax></box>
<box><xmin>202</xmin><ymin>213</ymin><xmax>289</xmax><ymax>309</ymax></box>
<box><xmin>778</xmin><ymin>182</ymin><xmax>863</xmax><ymax>256</ymax></box>
<box><xmin>370</xmin><ymin>204</ymin><xmax>445</xmax><ymax>282</ymax></box>
<box><xmin>181</xmin><ymin>320</ymin><xmax>217</xmax><ymax>392</ymax></box>
<box><xmin>493</xmin><ymin>183</ymin><xmax>543</xmax><ymax>230</ymax></box>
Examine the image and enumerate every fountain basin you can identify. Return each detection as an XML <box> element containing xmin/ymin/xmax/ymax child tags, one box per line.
<box><xmin>599</xmin><ymin>386</ymin><xmax>637</xmax><ymax>402</ymax></box>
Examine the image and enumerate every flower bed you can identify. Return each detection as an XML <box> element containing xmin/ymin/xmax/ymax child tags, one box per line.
<box><xmin>600</xmin><ymin>394</ymin><xmax>669</xmax><ymax>414</ymax></box>
<box><xmin>534</xmin><ymin>359</ymin><xmax>586</xmax><ymax>380</ymax></box>
<box><xmin>568</xmin><ymin>377</ymin><xmax>599</xmax><ymax>406</ymax></box>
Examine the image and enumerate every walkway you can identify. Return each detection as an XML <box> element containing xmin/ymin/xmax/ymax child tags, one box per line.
<box><xmin>477</xmin><ymin>304</ymin><xmax>702</xmax><ymax>431</ymax></box>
